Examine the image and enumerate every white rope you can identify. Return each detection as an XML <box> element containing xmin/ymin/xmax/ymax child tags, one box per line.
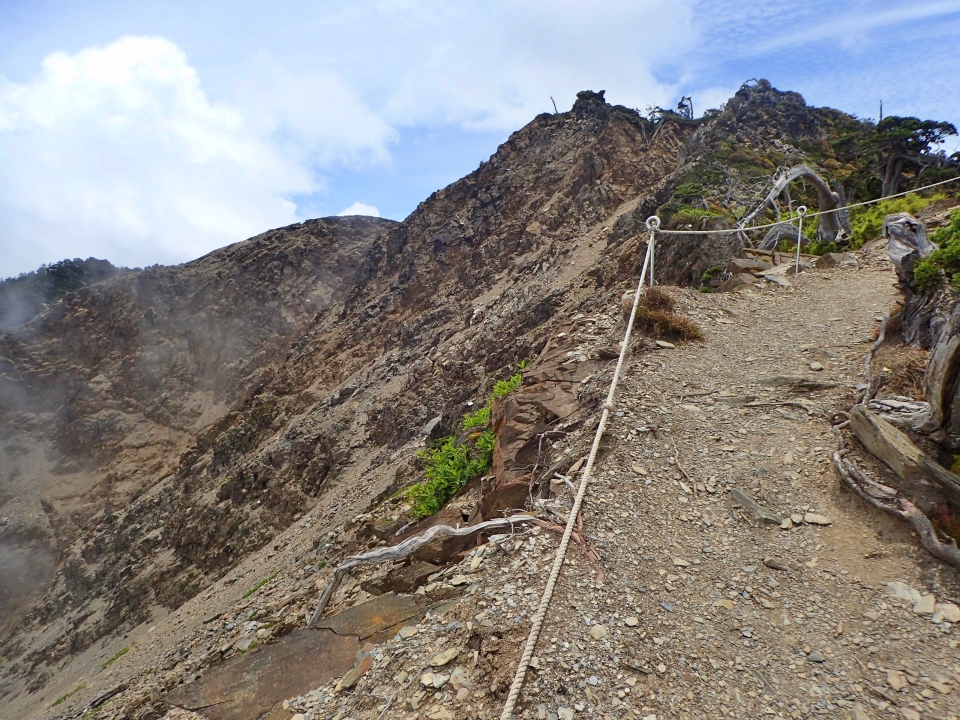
<box><xmin>498</xmin><ymin>217</ymin><xmax>659</xmax><ymax>720</ymax></box>
<box><xmin>794</xmin><ymin>205</ymin><xmax>807</xmax><ymax>273</ymax></box>
<box><xmin>659</xmin><ymin>174</ymin><xmax>960</xmax><ymax>236</ymax></box>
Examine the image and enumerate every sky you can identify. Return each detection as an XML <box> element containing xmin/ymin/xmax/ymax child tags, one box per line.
<box><xmin>1</xmin><ymin>0</ymin><xmax>959</xmax><ymax>277</ymax></box>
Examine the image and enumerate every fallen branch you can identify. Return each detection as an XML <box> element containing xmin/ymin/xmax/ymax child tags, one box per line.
<box><xmin>308</xmin><ymin>514</ymin><xmax>536</xmax><ymax>625</ymax></box>
<box><xmin>672</xmin><ymin>443</ymin><xmax>698</xmax><ymax>499</ymax></box>
<box><xmin>848</xmin><ymin>404</ymin><xmax>960</xmax><ymax>506</ymax></box>
<box><xmin>743</xmin><ymin>399</ymin><xmax>820</xmax><ymax>414</ymax></box>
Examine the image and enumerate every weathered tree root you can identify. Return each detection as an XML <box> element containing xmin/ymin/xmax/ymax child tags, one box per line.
<box><xmin>832</xmin><ymin>449</ymin><xmax>960</xmax><ymax>567</ymax></box>
<box><xmin>308</xmin><ymin>514</ymin><xmax>536</xmax><ymax>625</ymax></box>
<box><xmin>862</xmin><ymin>311</ymin><xmax>890</xmax><ymax>403</ymax></box>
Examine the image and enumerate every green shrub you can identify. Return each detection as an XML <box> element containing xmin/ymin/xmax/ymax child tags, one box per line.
<box><xmin>913</xmin><ymin>207</ymin><xmax>960</xmax><ymax>291</ymax></box>
<box><xmin>406</xmin><ymin>371</ymin><xmax>523</xmax><ymax>519</ymax></box>
<box><xmin>698</xmin><ymin>265</ymin><xmax>722</xmax><ymax>292</ymax></box>
<box><xmin>849</xmin><ymin>193</ymin><xmax>944</xmax><ymax>247</ymax></box>
<box><xmin>673</xmin><ymin>182</ymin><xmax>703</xmax><ymax>202</ymax></box>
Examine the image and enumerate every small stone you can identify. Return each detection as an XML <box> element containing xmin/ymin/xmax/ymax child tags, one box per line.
<box><xmin>790</xmin><ymin>514</ymin><xmax>804</xmax><ymax>525</ymax></box>
<box><xmin>851</xmin><ymin>702</ymin><xmax>873</xmax><ymax>720</ymax></box>
<box><xmin>655</xmin><ymin>340</ymin><xmax>676</xmax><ymax>349</ymax></box>
<box><xmin>780</xmin><ymin>518</ymin><xmax>793</xmax><ymax>530</ymax></box>
<box><xmin>291</xmin><ymin>715</ymin><xmax>306</xmax><ymax>720</ymax></box>
<box><xmin>886</xmin><ymin>582</ymin><xmax>921</xmax><ymax>603</ymax></box>
<box><xmin>449</xmin><ymin>667</ymin><xmax>471</xmax><ymax>691</ymax></box>
<box><xmin>932</xmin><ymin>602</ymin><xmax>960</xmax><ymax>623</ymax></box>
<box><xmin>589</xmin><ymin>624</ymin><xmax>608</xmax><ymax>640</ymax></box>
<box><xmin>762</xmin><ymin>557</ymin><xmax>789</xmax><ymax>571</ymax></box>
<box><xmin>398</xmin><ymin>626</ymin><xmax>418</xmax><ymax>639</ymax></box>
<box><xmin>901</xmin><ymin>709</ymin><xmax>920</xmax><ymax>720</ymax></box>
<box><xmin>632</xmin><ymin>463</ymin><xmax>649</xmax><ymax>476</ymax></box>
<box><xmin>657</xmin><ymin>663</ymin><xmax>667</xmax><ymax>673</ymax></box>
<box><xmin>887</xmin><ymin>670</ymin><xmax>906</xmax><ymax>691</ymax></box>
<box><xmin>624</xmin><ymin>617</ymin><xmax>639</xmax><ymax>627</ymax></box>
<box><xmin>714</xmin><ymin>599</ymin><xmax>735</xmax><ymax>610</ymax></box>
<box><xmin>672</xmin><ymin>558</ymin><xmax>690</xmax><ymax>567</ymax></box>
<box><xmin>807</xmin><ymin>649</ymin><xmax>824</xmax><ymax>663</ymax></box>
<box><xmin>803</xmin><ymin>513</ymin><xmax>831</xmax><ymax>525</ymax></box>
<box><xmin>558</xmin><ymin>709</ymin><xmax>574</xmax><ymax>720</ymax></box>
<box><xmin>449</xmin><ymin>575</ymin><xmax>470</xmax><ymax>586</ymax></box>
<box><xmin>428</xmin><ymin>709</ymin><xmax>454</xmax><ymax>720</ymax></box>
<box><xmin>429</xmin><ymin>648</ymin><xmax>459</xmax><ymax>667</ymax></box>
<box><xmin>810</xmin><ymin>362</ymin><xmax>824</xmax><ymax>371</ymax></box>
<box><xmin>913</xmin><ymin>594</ymin><xmax>936</xmax><ymax>615</ymax></box>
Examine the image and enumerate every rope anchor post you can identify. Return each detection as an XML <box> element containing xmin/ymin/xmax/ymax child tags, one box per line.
<box><xmin>646</xmin><ymin>215</ymin><xmax>660</xmax><ymax>287</ymax></box>
<box><xmin>795</xmin><ymin>205</ymin><xmax>807</xmax><ymax>275</ymax></box>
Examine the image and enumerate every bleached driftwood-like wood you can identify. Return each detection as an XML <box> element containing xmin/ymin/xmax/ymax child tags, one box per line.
<box><xmin>862</xmin><ymin>312</ymin><xmax>890</xmax><ymax>403</ymax></box>
<box><xmin>307</xmin><ymin>514</ymin><xmax>536</xmax><ymax>626</ymax></box>
<box><xmin>740</xmin><ymin>164</ymin><xmax>852</xmax><ymax>247</ymax></box>
<box><xmin>833</xmin><ymin>450</ymin><xmax>960</xmax><ymax>567</ymax></box>
<box><xmin>848</xmin><ymin>405</ymin><xmax>960</xmax><ymax>506</ymax></box>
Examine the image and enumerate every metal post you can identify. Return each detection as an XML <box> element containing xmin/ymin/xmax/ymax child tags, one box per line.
<box><xmin>646</xmin><ymin>216</ymin><xmax>660</xmax><ymax>287</ymax></box>
<box><xmin>795</xmin><ymin>206</ymin><xmax>807</xmax><ymax>275</ymax></box>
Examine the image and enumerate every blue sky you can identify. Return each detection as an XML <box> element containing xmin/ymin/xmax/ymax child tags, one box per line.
<box><xmin>1</xmin><ymin>0</ymin><xmax>959</xmax><ymax>277</ymax></box>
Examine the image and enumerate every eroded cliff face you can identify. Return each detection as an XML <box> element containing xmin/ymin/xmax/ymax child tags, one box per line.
<box><xmin>0</xmin><ymin>216</ymin><xmax>395</xmax><ymax>681</ymax></box>
<box><xmin>0</xmin><ymin>83</ymin><xmax>861</xmax><ymax>709</ymax></box>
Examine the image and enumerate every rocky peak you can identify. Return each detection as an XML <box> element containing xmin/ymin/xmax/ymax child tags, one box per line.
<box><xmin>571</xmin><ymin>89</ymin><xmax>608</xmax><ymax>118</ymax></box>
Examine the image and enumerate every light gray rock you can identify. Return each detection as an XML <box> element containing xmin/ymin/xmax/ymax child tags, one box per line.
<box><xmin>913</xmin><ymin>594</ymin><xmax>936</xmax><ymax>615</ymax></box>
<box><xmin>886</xmin><ymin>582</ymin><xmax>921</xmax><ymax>603</ymax></box>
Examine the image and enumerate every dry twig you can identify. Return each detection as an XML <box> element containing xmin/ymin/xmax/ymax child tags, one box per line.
<box><xmin>308</xmin><ymin>514</ymin><xmax>536</xmax><ymax>625</ymax></box>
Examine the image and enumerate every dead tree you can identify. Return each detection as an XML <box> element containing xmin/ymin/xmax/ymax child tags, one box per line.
<box><xmin>741</xmin><ymin>164</ymin><xmax>852</xmax><ymax>250</ymax></box>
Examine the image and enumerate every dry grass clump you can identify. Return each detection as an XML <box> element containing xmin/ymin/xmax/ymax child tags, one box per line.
<box><xmin>642</xmin><ymin>286</ymin><xmax>676</xmax><ymax>312</ymax></box>
<box><xmin>624</xmin><ymin>287</ymin><xmax>703</xmax><ymax>341</ymax></box>
<box><xmin>873</xmin><ymin>342</ymin><xmax>928</xmax><ymax>398</ymax></box>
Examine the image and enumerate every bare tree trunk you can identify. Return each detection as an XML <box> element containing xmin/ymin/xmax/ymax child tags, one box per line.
<box><xmin>740</xmin><ymin>164</ymin><xmax>852</xmax><ymax>244</ymax></box>
<box><xmin>882</xmin><ymin>155</ymin><xmax>905</xmax><ymax>197</ymax></box>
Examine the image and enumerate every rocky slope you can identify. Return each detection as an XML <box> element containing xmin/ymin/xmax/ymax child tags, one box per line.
<box><xmin>2</xmin><ymin>81</ymin><xmax>955</xmax><ymax>720</ymax></box>
<box><xmin>0</xmin><ymin>215</ymin><xmax>394</xmax><ymax>695</ymax></box>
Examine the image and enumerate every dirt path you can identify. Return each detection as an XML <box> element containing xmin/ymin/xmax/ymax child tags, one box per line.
<box><xmin>511</xmin><ymin>252</ymin><xmax>960</xmax><ymax>720</ymax></box>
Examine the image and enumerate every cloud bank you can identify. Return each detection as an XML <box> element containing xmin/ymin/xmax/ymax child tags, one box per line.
<box><xmin>0</xmin><ymin>35</ymin><xmax>396</xmax><ymax>277</ymax></box>
<box><xmin>337</xmin><ymin>202</ymin><xmax>380</xmax><ymax>218</ymax></box>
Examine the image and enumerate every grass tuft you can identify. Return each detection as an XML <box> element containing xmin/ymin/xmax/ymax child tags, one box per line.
<box><xmin>242</xmin><ymin>570</ymin><xmax>281</xmax><ymax>599</ymax></box>
<box><xmin>630</xmin><ymin>289</ymin><xmax>702</xmax><ymax>341</ymax></box>
<box><xmin>51</xmin><ymin>684</ymin><xmax>84</xmax><ymax>707</ymax></box>
<box><xmin>101</xmin><ymin>647</ymin><xmax>129</xmax><ymax>671</ymax></box>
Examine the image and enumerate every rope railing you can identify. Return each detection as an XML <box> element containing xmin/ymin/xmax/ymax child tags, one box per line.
<box><xmin>657</xmin><ymin>175</ymin><xmax>960</xmax><ymax>236</ymax></box>
<box><xmin>498</xmin><ymin>217</ymin><xmax>659</xmax><ymax>720</ymax></box>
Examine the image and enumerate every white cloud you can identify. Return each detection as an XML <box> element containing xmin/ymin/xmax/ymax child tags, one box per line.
<box><xmin>0</xmin><ymin>36</ymin><xmax>393</xmax><ymax>277</ymax></box>
<box><xmin>323</xmin><ymin>0</ymin><xmax>695</xmax><ymax>132</ymax></box>
<box><xmin>337</xmin><ymin>201</ymin><xmax>380</xmax><ymax>217</ymax></box>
